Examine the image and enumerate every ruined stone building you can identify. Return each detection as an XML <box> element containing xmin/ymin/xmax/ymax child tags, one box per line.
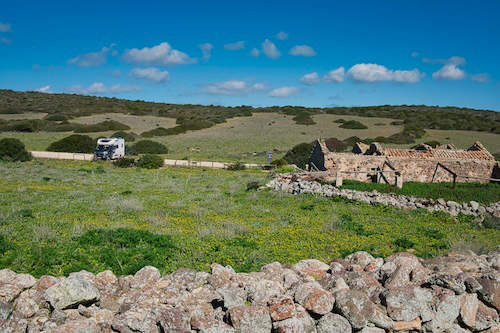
<box><xmin>308</xmin><ymin>139</ymin><xmax>499</xmax><ymax>183</ymax></box>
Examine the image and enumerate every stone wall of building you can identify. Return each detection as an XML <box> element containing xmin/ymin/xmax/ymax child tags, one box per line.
<box><xmin>322</xmin><ymin>152</ymin><xmax>497</xmax><ymax>183</ymax></box>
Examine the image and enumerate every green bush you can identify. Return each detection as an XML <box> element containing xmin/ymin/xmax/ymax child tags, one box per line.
<box><xmin>424</xmin><ymin>140</ymin><xmax>441</xmax><ymax>148</ymax></box>
<box><xmin>283</xmin><ymin>142</ymin><xmax>314</xmax><ymax>169</ymax></box>
<box><xmin>113</xmin><ymin>157</ymin><xmax>136</xmax><ymax>168</ymax></box>
<box><xmin>325</xmin><ymin>137</ymin><xmax>347</xmax><ymax>152</ymax></box>
<box><xmin>334</xmin><ymin>118</ymin><xmax>346</xmax><ymax>123</ymax></box>
<box><xmin>141</xmin><ymin>127</ymin><xmax>170</xmax><ymax>137</ymax></box>
<box><xmin>47</xmin><ymin>135</ymin><xmax>95</xmax><ymax>153</ymax></box>
<box><xmin>271</xmin><ymin>158</ymin><xmax>287</xmax><ymax>167</ymax></box>
<box><xmin>292</xmin><ymin>112</ymin><xmax>315</xmax><ymax>125</ymax></box>
<box><xmin>112</xmin><ymin>131</ymin><xmax>136</xmax><ymax>142</ymax></box>
<box><xmin>246</xmin><ymin>181</ymin><xmax>260</xmax><ymax>191</ymax></box>
<box><xmin>343</xmin><ymin>136</ymin><xmax>362</xmax><ymax>146</ymax></box>
<box><xmin>74</xmin><ymin>120</ymin><xmax>130</xmax><ymax>133</ymax></box>
<box><xmin>339</xmin><ymin>120</ymin><xmax>368</xmax><ymax>129</ymax></box>
<box><xmin>132</xmin><ymin>140</ymin><xmax>168</xmax><ymax>154</ymax></box>
<box><xmin>227</xmin><ymin>161</ymin><xmax>246</xmax><ymax>171</ymax></box>
<box><xmin>44</xmin><ymin>114</ymin><xmax>70</xmax><ymax>121</ymax></box>
<box><xmin>136</xmin><ymin>154</ymin><xmax>164</xmax><ymax>169</ymax></box>
<box><xmin>0</xmin><ymin>138</ymin><xmax>32</xmax><ymax>162</ymax></box>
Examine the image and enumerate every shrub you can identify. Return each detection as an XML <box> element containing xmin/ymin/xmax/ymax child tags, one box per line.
<box><xmin>0</xmin><ymin>138</ymin><xmax>32</xmax><ymax>162</ymax></box>
<box><xmin>132</xmin><ymin>140</ymin><xmax>168</xmax><ymax>154</ymax></box>
<box><xmin>44</xmin><ymin>114</ymin><xmax>70</xmax><ymax>121</ymax></box>
<box><xmin>227</xmin><ymin>162</ymin><xmax>246</xmax><ymax>171</ymax></box>
<box><xmin>325</xmin><ymin>137</ymin><xmax>347</xmax><ymax>152</ymax></box>
<box><xmin>246</xmin><ymin>181</ymin><xmax>260</xmax><ymax>191</ymax></box>
<box><xmin>339</xmin><ymin>120</ymin><xmax>368</xmax><ymax>129</ymax></box>
<box><xmin>74</xmin><ymin>120</ymin><xmax>130</xmax><ymax>133</ymax></box>
<box><xmin>283</xmin><ymin>142</ymin><xmax>314</xmax><ymax>169</ymax></box>
<box><xmin>47</xmin><ymin>135</ymin><xmax>95</xmax><ymax>153</ymax></box>
<box><xmin>424</xmin><ymin>140</ymin><xmax>441</xmax><ymax>148</ymax></box>
<box><xmin>113</xmin><ymin>157</ymin><xmax>136</xmax><ymax>168</ymax></box>
<box><xmin>141</xmin><ymin>127</ymin><xmax>170</xmax><ymax>137</ymax></box>
<box><xmin>136</xmin><ymin>154</ymin><xmax>164</xmax><ymax>169</ymax></box>
<box><xmin>343</xmin><ymin>136</ymin><xmax>362</xmax><ymax>146</ymax></box>
<box><xmin>112</xmin><ymin>131</ymin><xmax>136</xmax><ymax>142</ymax></box>
<box><xmin>334</xmin><ymin>118</ymin><xmax>346</xmax><ymax>123</ymax></box>
<box><xmin>271</xmin><ymin>158</ymin><xmax>287</xmax><ymax>167</ymax></box>
<box><xmin>292</xmin><ymin>112</ymin><xmax>315</xmax><ymax>125</ymax></box>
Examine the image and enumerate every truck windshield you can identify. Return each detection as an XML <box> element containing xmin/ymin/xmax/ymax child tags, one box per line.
<box><xmin>96</xmin><ymin>145</ymin><xmax>110</xmax><ymax>151</ymax></box>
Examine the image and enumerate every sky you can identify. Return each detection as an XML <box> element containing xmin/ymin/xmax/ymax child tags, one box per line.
<box><xmin>1</xmin><ymin>1</ymin><xmax>499</xmax><ymax>110</ymax></box>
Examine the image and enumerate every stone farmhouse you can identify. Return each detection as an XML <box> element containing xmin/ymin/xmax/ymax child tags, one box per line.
<box><xmin>308</xmin><ymin>139</ymin><xmax>499</xmax><ymax>184</ymax></box>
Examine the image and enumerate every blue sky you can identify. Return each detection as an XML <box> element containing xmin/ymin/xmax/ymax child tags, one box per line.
<box><xmin>1</xmin><ymin>1</ymin><xmax>499</xmax><ymax>110</ymax></box>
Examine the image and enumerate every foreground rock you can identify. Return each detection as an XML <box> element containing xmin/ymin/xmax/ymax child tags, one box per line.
<box><xmin>0</xmin><ymin>248</ymin><xmax>499</xmax><ymax>332</ymax></box>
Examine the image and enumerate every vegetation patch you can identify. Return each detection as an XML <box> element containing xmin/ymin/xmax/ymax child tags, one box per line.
<box><xmin>339</xmin><ymin>120</ymin><xmax>368</xmax><ymax>129</ymax></box>
<box><xmin>132</xmin><ymin>140</ymin><xmax>168</xmax><ymax>154</ymax></box>
<box><xmin>113</xmin><ymin>157</ymin><xmax>136</xmax><ymax>168</ymax></box>
<box><xmin>136</xmin><ymin>154</ymin><xmax>164</xmax><ymax>169</ymax></box>
<box><xmin>74</xmin><ymin>120</ymin><xmax>130</xmax><ymax>133</ymax></box>
<box><xmin>0</xmin><ymin>138</ymin><xmax>32</xmax><ymax>162</ymax></box>
<box><xmin>47</xmin><ymin>134</ymin><xmax>95</xmax><ymax>153</ymax></box>
<box><xmin>112</xmin><ymin>131</ymin><xmax>136</xmax><ymax>142</ymax></box>
<box><xmin>283</xmin><ymin>142</ymin><xmax>314</xmax><ymax>169</ymax></box>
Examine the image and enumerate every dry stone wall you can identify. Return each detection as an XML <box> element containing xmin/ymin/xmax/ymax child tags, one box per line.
<box><xmin>1</xmin><ymin>249</ymin><xmax>499</xmax><ymax>332</ymax></box>
<box><xmin>267</xmin><ymin>174</ymin><xmax>500</xmax><ymax>218</ymax></box>
<box><xmin>320</xmin><ymin>152</ymin><xmax>496</xmax><ymax>183</ymax></box>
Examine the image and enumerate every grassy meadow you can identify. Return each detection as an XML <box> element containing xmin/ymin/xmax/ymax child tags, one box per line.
<box><xmin>2</xmin><ymin>112</ymin><xmax>499</xmax><ymax>163</ymax></box>
<box><xmin>0</xmin><ymin>159</ymin><xmax>498</xmax><ymax>278</ymax></box>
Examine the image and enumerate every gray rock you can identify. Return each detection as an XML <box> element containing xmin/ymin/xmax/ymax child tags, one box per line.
<box><xmin>45</xmin><ymin>276</ymin><xmax>100</xmax><ymax>310</ymax></box>
<box><xmin>316</xmin><ymin>313</ymin><xmax>352</xmax><ymax>333</ymax></box>
<box><xmin>227</xmin><ymin>305</ymin><xmax>272</xmax><ymax>333</ymax></box>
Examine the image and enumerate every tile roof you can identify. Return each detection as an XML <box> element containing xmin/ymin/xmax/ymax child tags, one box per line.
<box><xmin>380</xmin><ymin>148</ymin><xmax>494</xmax><ymax>161</ymax></box>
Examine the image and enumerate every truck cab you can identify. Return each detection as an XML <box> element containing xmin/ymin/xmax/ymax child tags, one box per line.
<box><xmin>94</xmin><ymin>137</ymin><xmax>125</xmax><ymax>160</ymax></box>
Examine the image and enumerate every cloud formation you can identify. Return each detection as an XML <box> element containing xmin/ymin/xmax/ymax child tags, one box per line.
<box><xmin>262</xmin><ymin>39</ymin><xmax>281</xmax><ymax>59</ymax></box>
<box><xmin>199</xmin><ymin>43</ymin><xmax>213</xmax><ymax>61</ymax></box>
<box><xmin>268</xmin><ymin>86</ymin><xmax>299</xmax><ymax>98</ymax></box>
<box><xmin>250</xmin><ymin>48</ymin><xmax>260</xmax><ymax>57</ymax></box>
<box><xmin>131</xmin><ymin>67</ymin><xmax>169</xmax><ymax>83</ymax></box>
<box><xmin>67</xmin><ymin>82</ymin><xmax>140</xmax><ymax>95</ymax></box>
<box><xmin>300</xmin><ymin>72</ymin><xmax>320</xmax><ymax>85</ymax></box>
<box><xmin>224</xmin><ymin>41</ymin><xmax>245</xmax><ymax>50</ymax></box>
<box><xmin>123</xmin><ymin>42</ymin><xmax>196</xmax><ymax>66</ymax></box>
<box><xmin>289</xmin><ymin>45</ymin><xmax>316</xmax><ymax>57</ymax></box>
<box><xmin>67</xmin><ymin>46</ymin><xmax>113</xmax><ymax>67</ymax></box>
<box><xmin>276</xmin><ymin>31</ymin><xmax>288</xmax><ymax>40</ymax></box>
<box><xmin>471</xmin><ymin>73</ymin><xmax>490</xmax><ymax>83</ymax></box>
<box><xmin>204</xmin><ymin>80</ymin><xmax>267</xmax><ymax>96</ymax></box>
<box><xmin>0</xmin><ymin>37</ymin><xmax>11</xmax><ymax>44</ymax></box>
<box><xmin>430</xmin><ymin>56</ymin><xmax>466</xmax><ymax>80</ymax></box>
<box><xmin>347</xmin><ymin>63</ymin><xmax>423</xmax><ymax>83</ymax></box>
<box><xmin>36</xmin><ymin>85</ymin><xmax>52</xmax><ymax>93</ymax></box>
<box><xmin>0</xmin><ymin>22</ymin><xmax>11</xmax><ymax>32</ymax></box>
<box><xmin>323</xmin><ymin>67</ymin><xmax>345</xmax><ymax>83</ymax></box>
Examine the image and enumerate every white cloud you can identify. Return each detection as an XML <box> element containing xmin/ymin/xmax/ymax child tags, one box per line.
<box><xmin>250</xmin><ymin>48</ymin><xmax>260</xmax><ymax>57</ymax></box>
<box><xmin>276</xmin><ymin>31</ymin><xmax>288</xmax><ymax>40</ymax></box>
<box><xmin>203</xmin><ymin>80</ymin><xmax>267</xmax><ymax>96</ymax></box>
<box><xmin>123</xmin><ymin>42</ymin><xmax>196</xmax><ymax>66</ymax></box>
<box><xmin>347</xmin><ymin>63</ymin><xmax>423</xmax><ymax>83</ymax></box>
<box><xmin>268</xmin><ymin>86</ymin><xmax>299</xmax><ymax>98</ymax></box>
<box><xmin>323</xmin><ymin>67</ymin><xmax>345</xmax><ymax>83</ymax></box>
<box><xmin>0</xmin><ymin>22</ymin><xmax>11</xmax><ymax>32</ymax></box>
<box><xmin>224</xmin><ymin>41</ymin><xmax>245</xmax><ymax>50</ymax></box>
<box><xmin>131</xmin><ymin>67</ymin><xmax>169</xmax><ymax>83</ymax></box>
<box><xmin>430</xmin><ymin>56</ymin><xmax>466</xmax><ymax>80</ymax></box>
<box><xmin>300</xmin><ymin>72</ymin><xmax>320</xmax><ymax>85</ymax></box>
<box><xmin>36</xmin><ymin>85</ymin><xmax>52</xmax><ymax>93</ymax></box>
<box><xmin>67</xmin><ymin>82</ymin><xmax>140</xmax><ymax>95</ymax></box>
<box><xmin>0</xmin><ymin>37</ymin><xmax>11</xmax><ymax>44</ymax></box>
<box><xmin>67</xmin><ymin>46</ymin><xmax>113</xmax><ymax>67</ymax></box>
<box><xmin>199</xmin><ymin>43</ymin><xmax>213</xmax><ymax>60</ymax></box>
<box><xmin>411</xmin><ymin>51</ymin><xmax>419</xmax><ymax>58</ymax></box>
<box><xmin>262</xmin><ymin>39</ymin><xmax>281</xmax><ymax>59</ymax></box>
<box><xmin>471</xmin><ymin>73</ymin><xmax>490</xmax><ymax>83</ymax></box>
<box><xmin>289</xmin><ymin>45</ymin><xmax>316</xmax><ymax>57</ymax></box>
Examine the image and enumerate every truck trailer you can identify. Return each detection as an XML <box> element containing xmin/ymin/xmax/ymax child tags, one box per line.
<box><xmin>94</xmin><ymin>137</ymin><xmax>125</xmax><ymax>160</ymax></box>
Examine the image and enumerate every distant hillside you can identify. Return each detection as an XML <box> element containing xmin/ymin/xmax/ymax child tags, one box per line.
<box><xmin>0</xmin><ymin>89</ymin><xmax>499</xmax><ymax>134</ymax></box>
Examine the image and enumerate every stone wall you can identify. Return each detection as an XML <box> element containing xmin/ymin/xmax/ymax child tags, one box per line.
<box><xmin>320</xmin><ymin>152</ymin><xmax>497</xmax><ymax>183</ymax></box>
<box><xmin>1</xmin><ymin>249</ymin><xmax>499</xmax><ymax>332</ymax></box>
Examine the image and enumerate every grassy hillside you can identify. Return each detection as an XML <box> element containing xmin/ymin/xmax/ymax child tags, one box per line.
<box><xmin>0</xmin><ymin>159</ymin><xmax>498</xmax><ymax>277</ymax></box>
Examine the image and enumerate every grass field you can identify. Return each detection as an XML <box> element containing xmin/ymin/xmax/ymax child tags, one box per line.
<box><xmin>0</xmin><ymin>159</ymin><xmax>498</xmax><ymax>278</ymax></box>
<box><xmin>2</xmin><ymin>112</ymin><xmax>499</xmax><ymax>163</ymax></box>
<box><xmin>340</xmin><ymin>180</ymin><xmax>500</xmax><ymax>205</ymax></box>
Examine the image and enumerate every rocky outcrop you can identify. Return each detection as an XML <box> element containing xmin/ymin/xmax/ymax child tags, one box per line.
<box><xmin>0</xmin><ymin>249</ymin><xmax>499</xmax><ymax>332</ymax></box>
<box><xmin>267</xmin><ymin>174</ymin><xmax>500</xmax><ymax>218</ymax></box>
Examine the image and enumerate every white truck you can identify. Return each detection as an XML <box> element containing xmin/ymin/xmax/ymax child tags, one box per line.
<box><xmin>94</xmin><ymin>137</ymin><xmax>125</xmax><ymax>160</ymax></box>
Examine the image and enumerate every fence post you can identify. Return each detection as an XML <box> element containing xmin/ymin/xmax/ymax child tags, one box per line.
<box><xmin>335</xmin><ymin>171</ymin><xmax>343</xmax><ymax>187</ymax></box>
<box><xmin>396</xmin><ymin>173</ymin><xmax>403</xmax><ymax>189</ymax></box>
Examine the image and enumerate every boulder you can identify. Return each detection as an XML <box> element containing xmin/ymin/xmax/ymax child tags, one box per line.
<box><xmin>45</xmin><ymin>276</ymin><xmax>100</xmax><ymax>310</ymax></box>
<box><xmin>316</xmin><ymin>313</ymin><xmax>352</xmax><ymax>333</ymax></box>
<box><xmin>294</xmin><ymin>282</ymin><xmax>334</xmax><ymax>315</ymax></box>
<box><xmin>272</xmin><ymin>304</ymin><xmax>316</xmax><ymax>333</ymax></box>
<box><xmin>130</xmin><ymin>266</ymin><xmax>160</xmax><ymax>289</ymax></box>
<box><xmin>292</xmin><ymin>259</ymin><xmax>329</xmax><ymax>280</ymax></box>
<box><xmin>460</xmin><ymin>293</ymin><xmax>479</xmax><ymax>328</ymax></box>
<box><xmin>478</xmin><ymin>278</ymin><xmax>500</xmax><ymax>311</ymax></box>
<box><xmin>227</xmin><ymin>305</ymin><xmax>272</xmax><ymax>333</ymax></box>
<box><xmin>475</xmin><ymin>301</ymin><xmax>499</xmax><ymax>331</ymax></box>
<box><xmin>382</xmin><ymin>286</ymin><xmax>433</xmax><ymax>321</ymax></box>
<box><xmin>269</xmin><ymin>297</ymin><xmax>296</xmax><ymax>321</ymax></box>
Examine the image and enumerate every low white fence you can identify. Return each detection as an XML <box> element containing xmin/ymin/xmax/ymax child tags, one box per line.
<box><xmin>30</xmin><ymin>151</ymin><xmax>265</xmax><ymax>169</ymax></box>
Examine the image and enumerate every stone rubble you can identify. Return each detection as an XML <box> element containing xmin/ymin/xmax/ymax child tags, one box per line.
<box><xmin>0</xmin><ymin>248</ymin><xmax>499</xmax><ymax>332</ymax></box>
<box><xmin>267</xmin><ymin>174</ymin><xmax>500</xmax><ymax>218</ymax></box>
